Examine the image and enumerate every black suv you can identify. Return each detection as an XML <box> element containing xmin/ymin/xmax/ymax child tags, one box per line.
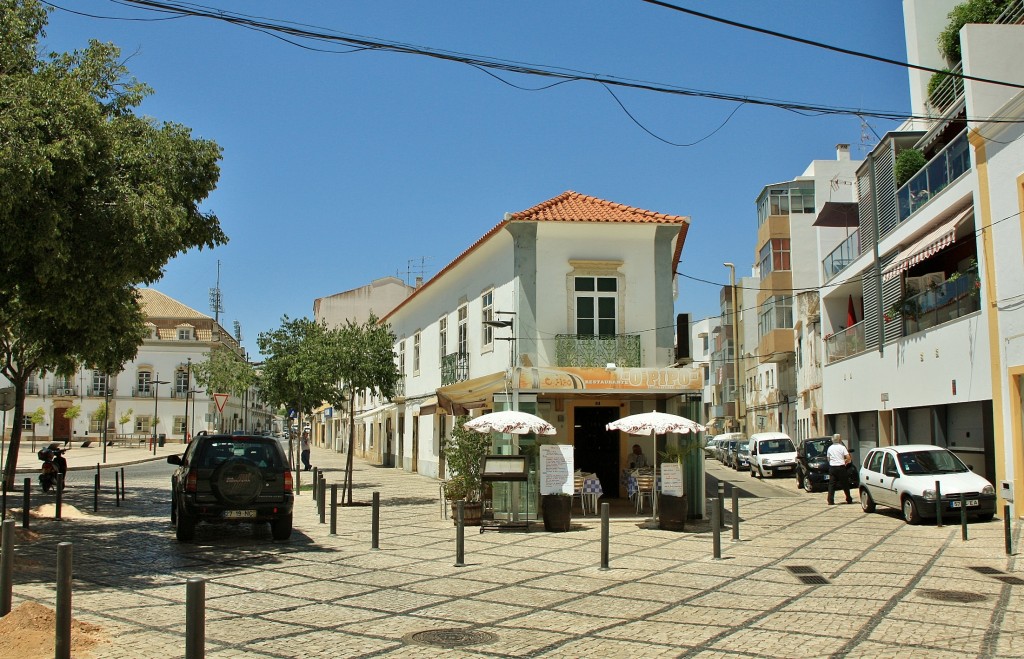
<box><xmin>795</xmin><ymin>437</ymin><xmax>859</xmax><ymax>493</ymax></box>
<box><xmin>168</xmin><ymin>433</ymin><xmax>294</xmax><ymax>542</ymax></box>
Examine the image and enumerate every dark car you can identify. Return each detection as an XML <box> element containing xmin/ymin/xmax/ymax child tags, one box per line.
<box><xmin>168</xmin><ymin>433</ymin><xmax>294</xmax><ymax>542</ymax></box>
<box><xmin>796</xmin><ymin>437</ymin><xmax>859</xmax><ymax>492</ymax></box>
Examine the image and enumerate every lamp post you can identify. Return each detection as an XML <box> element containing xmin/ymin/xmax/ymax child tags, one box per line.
<box><xmin>483</xmin><ymin>313</ymin><xmax>516</xmax><ymax>409</ymax></box>
<box><xmin>152</xmin><ymin>374</ymin><xmax>170</xmax><ymax>448</ymax></box>
<box><xmin>723</xmin><ymin>263</ymin><xmax>741</xmax><ymax>433</ymax></box>
<box><xmin>102</xmin><ymin>375</ymin><xmax>111</xmax><ymax>463</ymax></box>
<box><xmin>183</xmin><ymin>358</ymin><xmax>191</xmax><ymax>443</ymax></box>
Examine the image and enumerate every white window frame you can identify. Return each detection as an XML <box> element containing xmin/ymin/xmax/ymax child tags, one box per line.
<box><xmin>398</xmin><ymin>340</ymin><xmax>406</xmax><ymax>377</ymax></box>
<box><xmin>439</xmin><ymin>316</ymin><xmax>448</xmax><ymax>364</ymax></box>
<box><xmin>482</xmin><ymin>290</ymin><xmax>494</xmax><ymax>347</ymax></box>
<box><xmin>137</xmin><ymin>370</ymin><xmax>152</xmax><ymax>395</ymax></box>
<box><xmin>413</xmin><ymin>332</ymin><xmax>421</xmax><ymax>375</ymax></box>
<box><xmin>457</xmin><ymin>305</ymin><xmax>468</xmax><ymax>355</ymax></box>
<box><xmin>574</xmin><ymin>276</ymin><xmax>619</xmax><ymax>336</ymax></box>
<box><xmin>135</xmin><ymin>415</ymin><xmax>152</xmax><ymax>433</ymax></box>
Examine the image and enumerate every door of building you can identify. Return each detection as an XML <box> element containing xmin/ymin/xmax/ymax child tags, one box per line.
<box><xmin>53</xmin><ymin>411</ymin><xmax>70</xmax><ymax>444</ymax></box>
<box><xmin>411</xmin><ymin>416</ymin><xmax>419</xmax><ymax>473</ymax></box>
<box><xmin>574</xmin><ymin>406</ymin><xmax>621</xmax><ymax>498</ymax></box>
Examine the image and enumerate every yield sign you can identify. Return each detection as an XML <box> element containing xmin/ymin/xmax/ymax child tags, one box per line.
<box><xmin>213</xmin><ymin>393</ymin><xmax>229</xmax><ymax>413</ymax></box>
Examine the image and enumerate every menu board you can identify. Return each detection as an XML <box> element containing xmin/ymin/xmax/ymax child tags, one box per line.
<box><xmin>539</xmin><ymin>444</ymin><xmax>574</xmax><ymax>495</ymax></box>
<box><xmin>660</xmin><ymin>462</ymin><xmax>684</xmax><ymax>497</ymax></box>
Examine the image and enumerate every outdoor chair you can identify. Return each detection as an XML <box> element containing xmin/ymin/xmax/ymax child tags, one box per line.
<box><xmin>635</xmin><ymin>473</ymin><xmax>655</xmax><ymax>513</ymax></box>
<box><xmin>572</xmin><ymin>473</ymin><xmax>589</xmax><ymax>515</ymax></box>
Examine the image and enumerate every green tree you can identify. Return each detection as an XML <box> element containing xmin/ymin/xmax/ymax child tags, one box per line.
<box><xmin>63</xmin><ymin>404</ymin><xmax>81</xmax><ymax>436</ymax></box>
<box><xmin>938</xmin><ymin>0</ymin><xmax>1009</xmax><ymax>63</ymax></box>
<box><xmin>329</xmin><ymin>315</ymin><xmax>401</xmax><ymax>504</ymax></box>
<box><xmin>29</xmin><ymin>406</ymin><xmax>45</xmax><ymax>449</ymax></box>
<box><xmin>118</xmin><ymin>408</ymin><xmax>133</xmax><ymax>435</ymax></box>
<box><xmin>192</xmin><ymin>346</ymin><xmax>256</xmax><ymax>431</ymax></box>
<box><xmin>0</xmin><ymin>1</ymin><xmax>226</xmax><ymax>489</ymax></box>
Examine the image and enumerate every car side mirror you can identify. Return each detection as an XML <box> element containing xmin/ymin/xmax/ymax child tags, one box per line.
<box><xmin>167</xmin><ymin>455</ymin><xmax>183</xmax><ymax>466</ymax></box>
<box><xmin>884</xmin><ymin>468</ymin><xmax>898</xmax><ymax>478</ymax></box>
<box><xmin>968</xmin><ymin>464</ymin><xmax>974</xmax><ymax>471</ymax></box>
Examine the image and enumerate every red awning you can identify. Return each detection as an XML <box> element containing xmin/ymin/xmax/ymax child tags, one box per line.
<box><xmin>882</xmin><ymin>207</ymin><xmax>972</xmax><ymax>282</ymax></box>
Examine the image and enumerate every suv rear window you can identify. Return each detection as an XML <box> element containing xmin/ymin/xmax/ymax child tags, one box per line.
<box><xmin>200</xmin><ymin>439</ymin><xmax>283</xmax><ymax>470</ymax></box>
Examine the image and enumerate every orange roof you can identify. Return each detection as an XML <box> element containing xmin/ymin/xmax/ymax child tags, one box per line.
<box><xmin>382</xmin><ymin>191</ymin><xmax>690</xmax><ymax>322</ymax></box>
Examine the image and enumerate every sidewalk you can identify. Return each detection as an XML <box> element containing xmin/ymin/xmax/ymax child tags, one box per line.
<box><xmin>3</xmin><ymin>437</ymin><xmax>186</xmax><ymax>475</ymax></box>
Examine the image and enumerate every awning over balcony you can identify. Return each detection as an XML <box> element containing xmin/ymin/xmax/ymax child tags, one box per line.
<box><xmin>813</xmin><ymin>201</ymin><xmax>859</xmax><ymax>228</ymax></box>
<box><xmin>437</xmin><ymin>371</ymin><xmax>508</xmax><ymax>414</ymax></box>
<box><xmin>882</xmin><ymin>207</ymin><xmax>972</xmax><ymax>282</ymax></box>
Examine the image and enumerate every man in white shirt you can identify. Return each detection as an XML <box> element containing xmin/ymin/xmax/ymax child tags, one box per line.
<box><xmin>826</xmin><ymin>434</ymin><xmax>853</xmax><ymax>506</ymax></box>
<box><xmin>629</xmin><ymin>444</ymin><xmax>649</xmax><ymax>469</ymax></box>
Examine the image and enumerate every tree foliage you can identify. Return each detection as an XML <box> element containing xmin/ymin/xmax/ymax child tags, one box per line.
<box><xmin>192</xmin><ymin>347</ymin><xmax>256</xmax><ymax>397</ymax></box>
<box><xmin>938</xmin><ymin>0</ymin><xmax>1010</xmax><ymax>63</ymax></box>
<box><xmin>0</xmin><ymin>1</ymin><xmax>226</xmax><ymax>487</ymax></box>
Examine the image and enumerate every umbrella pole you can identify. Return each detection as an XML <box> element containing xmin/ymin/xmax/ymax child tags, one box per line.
<box><xmin>651</xmin><ymin>431</ymin><xmax>658</xmax><ymax>522</ymax></box>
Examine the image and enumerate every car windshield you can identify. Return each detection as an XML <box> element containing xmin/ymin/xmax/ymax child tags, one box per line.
<box><xmin>201</xmin><ymin>439</ymin><xmax>282</xmax><ymax>469</ymax></box>
<box><xmin>898</xmin><ymin>450</ymin><xmax>968</xmax><ymax>475</ymax></box>
<box><xmin>738</xmin><ymin>446</ymin><xmax>750</xmax><ymax>455</ymax></box>
<box><xmin>759</xmin><ymin>439</ymin><xmax>795</xmax><ymax>454</ymax></box>
<box><xmin>804</xmin><ymin>440</ymin><xmax>828</xmax><ymax>459</ymax></box>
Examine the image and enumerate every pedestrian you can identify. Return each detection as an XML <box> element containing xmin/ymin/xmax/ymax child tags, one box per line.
<box><xmin>826</xmin><ymin>434</ymin><xmax>853</xmax><ymax>505</ymax></box>
<box><xmin>628</xmin><ymin>444</ymin><xmax>649</xmax><ymax>469</ymax></box>
<box><xmin>300</xmin><ymin>432</ymin><xmax>312</xmax><ymax>471</ymax></box>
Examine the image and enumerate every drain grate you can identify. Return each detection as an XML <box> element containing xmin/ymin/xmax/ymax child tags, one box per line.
<box><xmin>918</xmin><ymin>589</ymin><xmax>988</xmax><ymax>603</ymax></box>
<box><xmin>406</xmin><ymin>629</ymin><xmax>499</xmax><ymax>648</ymax></box>
<box><xmin>786</xmin><ymin>565</ymin><xmax>818</xmax><ymax>575</ymax></box>
<box><xmin>997</xmin><ymin>576</ymin><xmax>1024</xmax><ymax>586</ymax></box>
<box><xmin>970</xmin><ymin>566</ymin><xmax>1004</xmax><ymax>575</ymax></box>
<box><xmin>798</xmin><ymin>575</ymin><xmax>830</xmax><ymax>585</ymax></box>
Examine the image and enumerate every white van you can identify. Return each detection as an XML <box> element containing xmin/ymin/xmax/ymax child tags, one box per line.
<box><xmin>748</xmin><ymin>432</ymin><xmax>798</xmax><ymax>479</ymax></box>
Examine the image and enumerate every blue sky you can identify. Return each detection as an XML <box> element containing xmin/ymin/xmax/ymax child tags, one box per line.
<box><xmin>42</xmin><ymin>1</ymin><xmax>912</xmax><ymax>356</ymax></box>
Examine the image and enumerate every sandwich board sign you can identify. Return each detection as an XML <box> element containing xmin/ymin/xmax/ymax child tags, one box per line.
<box><xmin>213</xmin><ymin>393</ymin><xmax>229</xmax><ymax>413</ymax></box>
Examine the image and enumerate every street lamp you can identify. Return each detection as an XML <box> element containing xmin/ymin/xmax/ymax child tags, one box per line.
<box><xmin>483</xmin><ymin>313</ymin><xmax>516</xmax><ymax>408</ymax></box>
<box><xmin>102</xmin><ymin>374</ymin><xmax>111</xmax><ymax>463</ymax></box>
<box><xmin>723</xmin><ymin>263</ymin><xmax>741</xmax><ymax>433</ymax></box>
<box><xmin>152</xmin><ymin>374</ymin><xmax>170</xmax><ymax>449</ymax></box>
<box><xmin>183</xmin><ymin>358</ymin><xmax>191</xmax><ymax>443</ymax></box>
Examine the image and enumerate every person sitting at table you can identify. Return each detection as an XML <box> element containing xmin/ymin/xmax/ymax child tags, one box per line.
<box><xmin>628</xmin><ymin>444</ymin><xmax>649</xmax><ymax>469</ymax></box>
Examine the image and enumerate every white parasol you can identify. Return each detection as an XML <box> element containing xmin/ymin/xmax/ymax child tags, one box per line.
<box><xmin>606</xmin><ymin>411</ymin><xmax>706</xmax><ymax>518</ymax></box>
<box><xmin>464</xmin><ymin>410</ymin><xmax>556</xmax><ymax>435</ymax></box>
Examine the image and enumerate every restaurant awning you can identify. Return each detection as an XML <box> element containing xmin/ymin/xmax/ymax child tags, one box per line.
<box><xmin>416</xmin><ymin>396</ymin><xmax>440</xmax><ymax>415</ymax></box>
<box><xmin>882</xmin><ymin>207</ymin><xmax>972</xmax><ymax>282</ymax></box>
<box><xmin>437</xmin><ymin>371</ymin><xmax>509</xmax><ymax>414</ymax></box>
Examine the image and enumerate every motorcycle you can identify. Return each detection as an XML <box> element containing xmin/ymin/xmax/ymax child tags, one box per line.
<box><xmin>38</xmin><ymin>443</ymin><xmax>69</xmax><ymax>492</ymax></box>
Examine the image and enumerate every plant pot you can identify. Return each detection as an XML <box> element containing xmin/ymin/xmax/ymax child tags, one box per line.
<box><xmin>541</xmin><ymin>495</ymin><xmax>572</xmax><ymax>532</ymax></box>
<box><xmin>658</xmin><ymin>493</ymin><xmax>687</xmax><ymax>532</ymax></box>
<box><xmin>450</xmin><ymin>501</ymin><xmax>483</xmax><ymax>526</ymax></box>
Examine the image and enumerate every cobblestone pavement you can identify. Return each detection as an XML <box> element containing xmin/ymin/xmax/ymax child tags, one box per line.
<box><xmin>5</xmin><ymin>446</ymin><xmax>1024</xmax><ymax>658</ymax></box>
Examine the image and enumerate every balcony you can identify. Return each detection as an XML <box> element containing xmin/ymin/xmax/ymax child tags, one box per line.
<box><xmin>25</xmin><ymin>383</ymin><xmax>39</xmax><ymax>396</ymax></box>
<box><xmin>892</xmin><ymin>272</ymin><xmax>981</xmax><ymax>336</ymax></box>
<box><xmin>86</xmin><ymin>386</ymin><xmax>113</xmax><ymax>397</ymax></box>
<box><xmin>823</xmin><ymin>230</ymin><xmax>859</xmax><ymax>282</ymax></box>
<box><xmin>555</xmin><ymin>334</ymin><xmax>641</xmax><ymax>368</ymax></box>
<box><xmin>132</xmin><ymin>387</ymin><xmax>154</xmax><ymax>398</ymax></box>
<box><xmin>441</xmin><ymin>353</ymin><xmax>469</xmax><ymax>386</ymax></box>
<box><xmin>48</xmin><ymin>385</ymin><xmax>77</xmax><ymax>396</ymax></box>
<box><xmin>394</xmin><ymin>377</ymin><xmax>405</xmax><ymax>398</ymax></box>
<box><xmin>825</xmin><ymin>320</ymin><xmax>866</xmax><ymax>364</ymax></box>
<box><xmin>897</xmin><ymin>131</ymin><xmax>970</xmax><ymax>223</ymax></box>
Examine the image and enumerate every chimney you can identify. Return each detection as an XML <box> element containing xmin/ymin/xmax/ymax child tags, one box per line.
<box><xmin>836</xmin><ymin>144</ymin><xmax>850</xmax><ymax>161</ymax></box>
<box><xmin>415</xmin><ymin>276</ymin><xmax>423</xmax><ymax>288</ymax></box>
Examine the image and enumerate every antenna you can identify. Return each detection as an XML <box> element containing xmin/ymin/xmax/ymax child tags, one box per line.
<box><xmin>396</xmin><ymin>256</ymin><xmax>431</xmax><ymax>287</ymax></box>
<box><xmin>233</xmin><ymin>320</ymin><xmax>243</xmax><ymax>343</ymax></box>
<box><xmin>209</xmin><ymin>259</ymin><xmax>224</xmax><ymax>324</ymax></box>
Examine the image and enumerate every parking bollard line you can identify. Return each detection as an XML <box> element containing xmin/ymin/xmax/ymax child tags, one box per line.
<box><xmin>732</xmin><ymin>488</ymin><xmax>740</xmax><ymax>541</ymax></box>
<box><xmin>0</xmin><ymin>519</ymin><xmax>14</xmax><ymax>616</ymax></box>
<box><xmin>185</xmin><ymin>578</ymin><xmax>205</xmax><ymax>659</ymax></box>
<box><xmin>961</xmin><ymin>493</ymin><xmax>968</xmax><ymax>541</ymax></box>
<box><xmin>600</xmin><ymin>502</ymin><xmax>610</xmax><ymax>570</ymax></box>
<box><xmin>936</xmin><ymin>480</ymin><xmax>943</xmax><ymax>527</ymax></box>
<box><xmin>115</xmin><ymin>472</ymin><xmax>120</xmax><ymax>508</ymax></box>
<box><xmin>455</xmin><ymin>500</ymin><xmax>465</xmax><ymax>567</ymax></box>
<box><xmin>312</xmin><ymin>467</ymin><xmax>319</xmax><ymax>502</ymax></box>
<box><xmin>22</xmin><ymin>478</ymin><xmax>29</xmax><ymax>529</ymax></box>
<box><xmin>330</xmin><ymin>484</ymin><xmax>337</xmax><ymax>535</ymax></box>
<box><xmin>319</xmin><ymin>478</ymin><xmax>326</xmax><ymax>524</ymax></box>
<box><xmin>94</xmin><ymin>473</ymin><xmax>99</xmax><ymax>513</ymax></box>
<box><xmin>372</xmin><ymin>491</ymin><xmax>380</xmax><ymax>550</ymax></box>
<box><xmin>1005</xmin><ymin>505</ymin><xmax>1013</xmax><ymax>555</ymax></box>
<box><xmin>120</xmin><ymin>467</ymin><xmax>125</xmax><ymax>501</ymax></box>
<box><xmin>717</xmin><ymin>482</ymin><xmax>725</xmax><ymax>531</ymax></box>
<box><xmin>711</xmin><ymin>498</ymin><xmax>721</xmax><ymax>559</ymax></box>
<box><xmin>55</xmin><ymin>542</ymin><xmax>72</xmax><ymax>659</ymax></box>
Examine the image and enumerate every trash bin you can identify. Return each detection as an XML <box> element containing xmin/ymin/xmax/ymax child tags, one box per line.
<box><xmin>158</xmin><ymin>433</ymin><xmax>166</xmax><ymax>447</ymax></box>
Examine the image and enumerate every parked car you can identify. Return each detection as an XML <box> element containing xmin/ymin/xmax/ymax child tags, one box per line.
<box><xmin>731</xmin><ymin>444</ymin><xmax>751</xmax><ymax>471</ymax></box>
<box><xmin>168</xmin><ymin>433</ymin><xmax>294</xmax><ymax>542</ymax></box>
<box><xmin>796</xmin><ymin>437</ymin><xmax>859</xmax><ymax>492</ymax></box>
<box><xmin>703</xmin><ymin>436</ymin><xmax>719</xmax><ymax>458</ymax></box>
<box><xmin>748</xmin><ymin>432</ymin><xmax>798</xmax><ymax>479</ymax></box>
<box><xmin>711</xmin><ymin>433</ymin><xmax>744</xmax><ymax>463</ymax></box>
<box><xmin>859</xmin><ymin>445</ymin><xmax>996</xmax><ymax>524</ymax></box>
<box><xmin>723</xmin><ymin>440</ymin><xmax>742</xmax><ymax>468</ymax></box>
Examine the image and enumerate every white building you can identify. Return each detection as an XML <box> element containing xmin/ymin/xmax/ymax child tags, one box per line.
<box><xmin>820</xmin><ymin>1</ymin><xmax>1024</xmax><ymax>483</ymax></box>
<box><xmin>1</xmin><ymin>289</ymin><xmax>271</xmax><ymax>445</ymax></box>
<box><xmin>358</xmin><ymin>191</ymin><xmax>703</xmax><ymax>514</ymax></box>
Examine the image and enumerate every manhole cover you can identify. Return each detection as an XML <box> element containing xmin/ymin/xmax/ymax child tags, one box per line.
<box><xmin>786</xmin><ymin>565</ymin><xmax>818</xmax><ymax>575</ymax></box>
<box><xmin>406</xmin><ymin>629</ymin><xmax>499</xmax><ymax>648</ymax></box>
<box><xmin>918</xmin><ymin>589</ymin><xmax>988</xmax><ymax>603</ymax></box>
<box><xmin>798</xmin><ymin>575</ymin><xmax>830</xmax><ymax>585</ymax></box>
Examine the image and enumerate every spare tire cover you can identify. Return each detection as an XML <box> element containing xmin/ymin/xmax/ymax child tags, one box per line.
<box><xmin>212</xmin><ymin>459</ymin><xmax>264</xmax><ymax>505</ymax></box>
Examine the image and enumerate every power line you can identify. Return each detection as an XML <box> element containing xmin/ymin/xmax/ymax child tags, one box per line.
<box><xmin>638</xmin><ymin>0</ymin><xmax>1024</xmax><ymax>91</ymax></box>
<box><xmin>55</xmin><ymin>0</ymin><xmax>1024</xmax><ymax>126</ymax></box>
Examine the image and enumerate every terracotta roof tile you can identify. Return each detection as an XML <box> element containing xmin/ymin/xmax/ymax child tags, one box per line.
<box><xmin>137</xmin><ymin>288</ymin><xmax>210</xmax><ymax>321</ymax></box>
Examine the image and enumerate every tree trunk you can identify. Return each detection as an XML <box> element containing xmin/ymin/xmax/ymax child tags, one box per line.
<box><xmin>3</xmin><ymin>377</ymin><xmax>27</xmax><ymax>492</ymax></box>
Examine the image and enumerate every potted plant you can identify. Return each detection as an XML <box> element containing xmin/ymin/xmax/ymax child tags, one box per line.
<box><xmin>895</xmin><ymin>148</ymin><xmax>926</xmax><ymax>188</ymax></box>
<box><xmin>442</xmin><ymin>417</ymin><xmax>490</xmax><ymax>526</ymax></box>
<box><xmin>541</xmin><ymin>492</ymin><xmax>572</xmax><ymax>532</ymax></box>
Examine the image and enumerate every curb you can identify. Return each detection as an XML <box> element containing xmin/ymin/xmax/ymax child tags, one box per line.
<box><xmin>11</xmin><ymin>454</ymin><xmax>171</xmax><ymax>475</ymax></box>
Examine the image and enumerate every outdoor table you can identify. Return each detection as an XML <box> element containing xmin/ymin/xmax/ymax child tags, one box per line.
<box><xmin>580</xmin><ymin>474</ymin><xmax>602</xmax><ymax>514</ymax></box>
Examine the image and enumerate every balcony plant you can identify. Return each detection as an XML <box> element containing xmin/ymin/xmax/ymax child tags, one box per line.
<box><xmin>442</xmin><ymin>416</ymin><xmax>491</xmax><ymax>525</ymax></box>
<box><xmin>938</xmin><ymin>0</ymin><xmax>1007</xmax><ymax>64</ymax></box>
<box><xmin>895</xmin><ymin>148</ymin><xmax>927</xmax><ymax>188</ymax></box>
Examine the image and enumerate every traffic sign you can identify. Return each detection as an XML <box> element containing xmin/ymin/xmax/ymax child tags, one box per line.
<box><xmin>0</xmin><ymin>387</ymin><xmax>14</xmax><ymax>411</ymax></box>
<box><xmin>213</xmin><ymin>393</ymin><xmax>229</xmax><ymax>413</ymax></box>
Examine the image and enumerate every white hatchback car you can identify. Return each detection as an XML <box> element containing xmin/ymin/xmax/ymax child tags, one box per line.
<box><xmin>859</xmin><ymin>445</ymin><xmax>996</xmax><ymax>524</ymax></box>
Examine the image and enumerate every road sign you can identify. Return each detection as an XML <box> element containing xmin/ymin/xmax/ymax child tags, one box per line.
<box><xmin>213</xmin><ymin>393</ymin><xmax>229</xmax><ymax>413</ymax></box>
<box><xmin>0</xmin><ymin>387</ymin><xmax>14</xmax><ymax>411</ymax></box>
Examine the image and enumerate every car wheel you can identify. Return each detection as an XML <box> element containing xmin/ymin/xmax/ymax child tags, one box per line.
<box><xmin>860</xmin><ymin>489</ymin><xmax>875</xmax><ymax>513</ymax></box>
<box><xmin>271</xmin><ymin>513</ymin><xmax>293</xmax><ymax>541</ymax></box>
<box><xmin>175</xmin><ymin>506</ymin><xmax>196</xmax><ymax>542</ymax></box>
<box><xmin>211</xmin><ymin>458</ymin><xmax>264</xmax><ymax>506</ymax></box>
<box><xmin>802</xmin><ymin>475</ymin><xmax>814</xmax><ymax>493</ymax></box>
<box><xmin>902</xmin><ymin>496</ymin><xmax>921</xmax><ymax>525</ymax></box>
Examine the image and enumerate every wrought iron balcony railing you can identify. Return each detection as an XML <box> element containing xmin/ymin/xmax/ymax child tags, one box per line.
<box><xmin>441</xmin><ymin>352</ymin><xmax>470</xmax><ymax>386</ymax></box>
<box><xmin>48</xmin><ymin>385</ymin><xmax>78</xmax><ymax>396</ymax></box>
<box><xmin>555</xmin><ymin>334</ymin><xmax>641</xmax><ymax>368</ymax></box>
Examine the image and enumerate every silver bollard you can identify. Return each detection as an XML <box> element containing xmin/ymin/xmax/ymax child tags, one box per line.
<box><xmin>55</xmin><ymin>542</ymin><xmax>72</xmax><ymax>659</ymax></box>
<box><xmin>0</xmin><ymin>519</ymin><xmax>14</xmax><ymax>616</ymax></box>
<box><xmin>330</xmin><ymin>484</ymin><xmax>338</xmax><ymax>535</ymax></box>
<box><xmin>600</xmin><ymin>502</ymin><xmax>610</xmax><ymax>570</ymax></box>
<box><xmin>371</xmin><ymin>491</ymin><xmax>380</xmax><ymax>550</ymax></box>
<box><xmin>731</xmin><ymin>488</ymin><xmax>740</xmax><ymax>541</ymax></box>
<box><xmin>711</xmin><ymin>498</ymin><xmax>721</xmax><ymax>559</ymax></box>
<box><xmin>185</xmin><ymin>578</ymin><xmax>205</xmax><ymax>659</ymax></box>
<box><xmin>455</xmin><ymin>500</ymin><xmax>466</xmax><ymax>567</ymax></box>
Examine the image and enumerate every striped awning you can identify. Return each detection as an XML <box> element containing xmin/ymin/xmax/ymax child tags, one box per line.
<box><xmin>882</xmin><ymin>207</ymin><xmax>972</xmax><ymax>282</ymax></box>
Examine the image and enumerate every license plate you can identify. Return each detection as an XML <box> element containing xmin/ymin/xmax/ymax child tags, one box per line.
<box><xmin>223</xmin><ymin>510</ymin><xmax>257</xmax><ymax>519</ymax></box>
<box><xmin>950</xmin><ymin>499</ymin><xmax>979</xmax><ymax>508</ymax></box>
<box><xmin>823</xmin><ymin>474</ymin><xmax>830</xmax><ymax>481</ymax></box>
<box><xmin>776</xmin><ymin>466</ymin><xmax>793</xmax><ymax>471</ymax></box>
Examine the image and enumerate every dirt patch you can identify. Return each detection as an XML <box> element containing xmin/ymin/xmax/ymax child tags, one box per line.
<box><xmin>15</xmin><ymin>528</ymin><xmax>40</xmax><ymax>543</ymax></box>
<box><xmin>0</xmin><ymin>601</ymin><xmax>106</xmax><ymax>658</ymax></box>
<box><xmin>31</xmin><ymin>503</ymin><xmax>90</xmax><ymax>520</ymax></box>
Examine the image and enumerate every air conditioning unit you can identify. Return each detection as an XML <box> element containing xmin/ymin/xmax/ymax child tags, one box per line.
<box><xmin>60</xmin><ymin>388</ymin><xmax>74</xmax><ymax>396</ymax></box>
